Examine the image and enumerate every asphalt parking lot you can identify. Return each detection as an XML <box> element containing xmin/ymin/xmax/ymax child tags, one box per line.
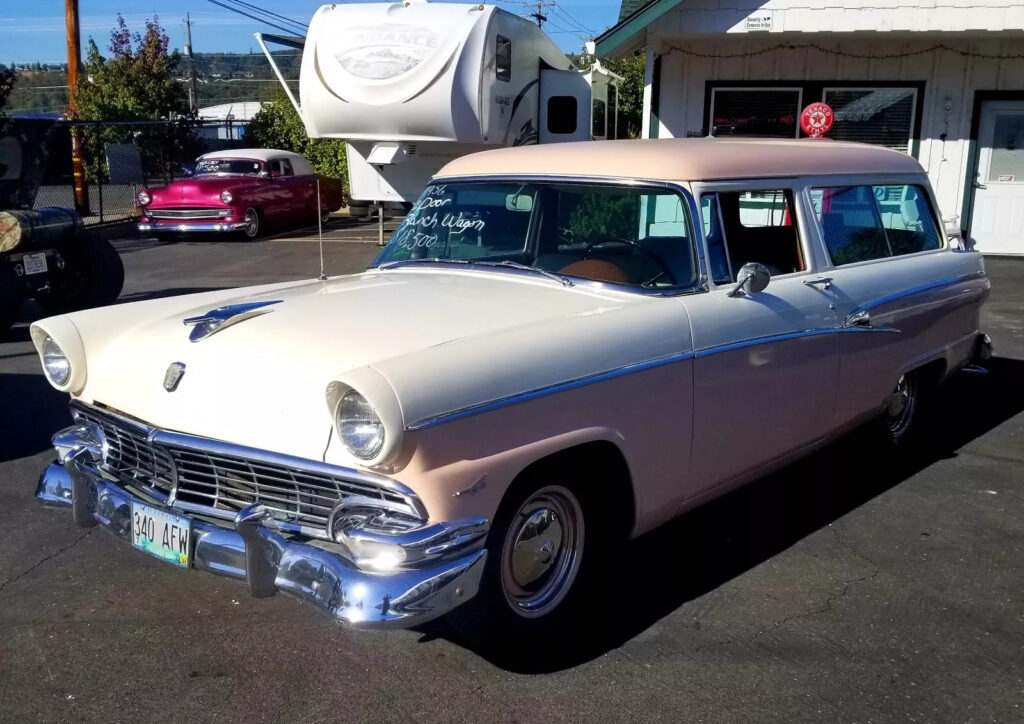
<box><xmin>1</xmin><ymin>229</ymin><xmax>1022</xmax><ymax>723</ymax></box>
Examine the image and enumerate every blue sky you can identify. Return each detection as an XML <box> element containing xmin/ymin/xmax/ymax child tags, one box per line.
<box><xmin>0</xmin><ymin>1</ymin><xmax>623</xmax><ymax>63</ymax></box>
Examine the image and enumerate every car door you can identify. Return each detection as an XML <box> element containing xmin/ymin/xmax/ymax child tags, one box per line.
<box><xmin>682</xmin><ymin>183</ymin><xmax>840</xmax><ymax>500</ymax></box>
<box><xmin>805</xmin><ymin>180</ymin><xmax>990</xmax><ymax>431</ymax></box>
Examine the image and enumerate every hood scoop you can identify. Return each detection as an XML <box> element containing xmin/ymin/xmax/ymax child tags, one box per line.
<box><xmin>183</xmin><ymin>300</ymin><xmax>282</xmax><ymax>342</ymax></box>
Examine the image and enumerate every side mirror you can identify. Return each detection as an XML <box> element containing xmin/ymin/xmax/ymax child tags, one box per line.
<box><xmin>728</xmin><ymin>262</ymin><xmax>771</xmax><ymax>297</ymax></box>
<box><xmin>181</xmin><ymin>166</ymin><xmax>194</xmax><ymax>177</ymax></box>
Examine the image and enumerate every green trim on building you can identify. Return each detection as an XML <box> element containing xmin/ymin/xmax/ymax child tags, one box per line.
<box><xmin>596</xmin><ymin>0</ymin><xmax>683</xmax><ymax>57</ymax></box>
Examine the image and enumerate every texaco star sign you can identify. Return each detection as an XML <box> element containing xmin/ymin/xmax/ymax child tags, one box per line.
<box><xmin>800</xmin><ymin>102</ymin><xmax>834</xmax><ymax>137</ymax></box>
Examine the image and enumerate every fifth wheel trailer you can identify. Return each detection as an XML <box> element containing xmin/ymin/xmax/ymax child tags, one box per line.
<box><xmin>258</xmin><ymin>1</ymin><xmax>621</xmax><ymax>205</ymax></box>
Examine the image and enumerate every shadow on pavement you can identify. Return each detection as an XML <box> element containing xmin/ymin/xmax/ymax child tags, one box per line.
<box><xmin>0</xmin><ymin>372</ymin><xmax>72</xmax><ymax>462</ymax></box>
<box><xmin>429</xmin><ymin>357</ymin><xmax>1024</xmax><ymax>673</ymax></box>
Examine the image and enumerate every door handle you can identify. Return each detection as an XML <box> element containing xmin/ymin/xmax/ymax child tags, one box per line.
<box><xmin>803</xmin><ymin>277</ymin><xmax>833</xmax><ymax>289</ymax></box>
<box><xmin>973</xmin><ymin>181</ymin><xmax>987</xmax><ymax>190</ymax></box>
<box><xmin>844</xmin><ymin>310</ymin><xmax>871</xmax><ymax>328</ymax></box>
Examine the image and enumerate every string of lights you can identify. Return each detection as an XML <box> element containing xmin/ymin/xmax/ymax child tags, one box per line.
<box><xmin>657</xmin><ymin>43</ymin><xmax>1024</xmax><ymax>62</ymax></box>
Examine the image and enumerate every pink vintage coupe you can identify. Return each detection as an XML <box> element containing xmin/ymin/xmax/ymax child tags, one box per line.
<box><xmin>137</xmin><ymin>149</ymin><xmax>343</xmax><ymax>239</ymax></box>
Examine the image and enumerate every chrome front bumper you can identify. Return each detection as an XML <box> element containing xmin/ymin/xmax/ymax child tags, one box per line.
<box><xmin>137</xmin><ymin>222</ymin><xmax>247</xmax><ymax>233</ymax></box>
<box><xmin>37</xmin><ymin>425</ymin><xmax>488</xmax><ymax>629</ymax></box>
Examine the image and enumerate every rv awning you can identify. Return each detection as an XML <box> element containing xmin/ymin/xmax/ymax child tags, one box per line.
<box><xmin>595</xmin><ymin>0</ymin><xmax>683</xmax><ymax>58</ymax></box>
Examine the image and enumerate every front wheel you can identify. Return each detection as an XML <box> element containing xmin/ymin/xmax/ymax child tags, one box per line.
<box><xmin>449</xmin><ymin>469</ymin><xmax>609</xmax><ymax>647</ymax></box>
<box><xmin>240</xmin><ymin>207</ymin><xmax>262</xmax><ymax>240</ymax></box>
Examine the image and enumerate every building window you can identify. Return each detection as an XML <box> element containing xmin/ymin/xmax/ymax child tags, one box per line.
<box><xmin>496</xmin><ymin>36</ymin><xmax>511</xmax><ymax>82</ymax></box>
<box><xmin>592</xmin><ymin>98</ymin><xmax>607</xmax><ymax>137</ymax></box>
<box><xmin>824</xmin><ymin>88</ymin><xmax>916</xmax><ymax>153</ymax></box>
<box><xmin>547</xmin><ymin>96</ymin><xmax>578</xmax><ymax>135</ymax></box>
<box><xmin>709</xmin><ymin>88</ymin><xmax>802</xmax><ymax>138</ymax></box>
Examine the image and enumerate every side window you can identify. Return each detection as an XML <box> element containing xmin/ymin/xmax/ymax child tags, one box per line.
<box><xmin>268</xmin><ymin>160</ymin><xmax>282</xmax><ymax>176</ymax></box>
<box><xmin>712</xmin><ymin>188</ymin><xmax>805</xmax><ymax>278</ymax></box>
<box><xmin>496</xmin><ymin>35</ymin><xmax>511</xmax><ymax>82</ymax></box>
<box><xmin>872</xmin><ymin>185</ymin><xmax>942</xmax><ymax>255</ymax></box>
<box><xmin>811</xmin><ymin>185</ymin><xmax>893</xmax><ymax>265</ymax></box>
<box><xmin>279</xmin><ymin>159</ymin><xmax>294</xmax><ymax>177</ymax></box>
<box><xmin>811</xmin><ymin>184</ymin><xmax>937</xmax><ymax>266</ymax></box>
<box><xmin>547</xmin><ymin>96</ymin><xmax>578</xmax><ymax>135</ymax></box>
<box><xmin>700</xmin><ymin>194</ymin><xmax>733</xmax><ymax>284</ymax></box>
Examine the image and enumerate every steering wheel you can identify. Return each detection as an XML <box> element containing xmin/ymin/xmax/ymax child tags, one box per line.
<box><xmin>582</xmin><ymin>238</ymin><xmax>677</xmax><ymax>287</ymax></box>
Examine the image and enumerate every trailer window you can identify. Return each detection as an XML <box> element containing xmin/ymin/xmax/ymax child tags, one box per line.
<box><xmin>496</xmin><ymin>36</ymin><xmax>511</xmax><ymax>82</ymax></box>
<box><xmin>547</xmin><ymin>96</ymin><xmax>578</xmax><ymax>135</ymax></box>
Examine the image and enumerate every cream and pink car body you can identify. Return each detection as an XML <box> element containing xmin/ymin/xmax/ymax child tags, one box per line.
<box><xmin>31</xmin><ymin>138</ymin><xmax>991</xmax><ymax>628</ymax></box>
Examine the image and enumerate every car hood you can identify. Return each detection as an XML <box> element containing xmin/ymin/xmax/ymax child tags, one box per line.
<box><xmin>40</xmin><ymin>268</ymin><xmax>686</xmax><ymax>462</ymax></box>
<box><xmin>147</xmin><ymin>176</ymin><xmax>262</xmax><ymax>206</ymax></box>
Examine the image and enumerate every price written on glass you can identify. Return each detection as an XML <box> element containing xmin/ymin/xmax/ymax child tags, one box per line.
<box><xmin>391</xmin><ymin>184</ymin><xmax>487</xmax><ymax>252</ymax></box>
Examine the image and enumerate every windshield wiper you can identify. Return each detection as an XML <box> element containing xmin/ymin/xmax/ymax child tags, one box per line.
<box><xmin>375</xmin><ymin>257</ymin><xmax>472</xmax><ymax>270</ymax></box>
<box><xmin>375</xmin><ymin>258</ymin><xmax>573</xmax><ymax>287</ymax></box>
<box><xmin>477</xmin><ymin>260</ymin><xmax>574</xmax><ymax>287</ymax></box>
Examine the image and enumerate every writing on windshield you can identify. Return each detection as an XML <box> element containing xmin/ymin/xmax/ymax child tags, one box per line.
<box><xmin>195</xmin><ymin>159</ymin><xmax>263</xmax><ymax>176</ymax></box>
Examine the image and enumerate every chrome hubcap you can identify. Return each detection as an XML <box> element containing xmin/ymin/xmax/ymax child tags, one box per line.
<box><xmin>500</xmin><ymin>485</ymin><xmax>583</xmax><ymax>618</ymax></box>
<box><xmin>886</xmin><ymin>374</ymin><xmax>916</xmax><ymax>436</ymax></box>
<box><xmin>244</xmin><ymin>209</ymin><xmax>258</xmax><ymax>236</ymax></box>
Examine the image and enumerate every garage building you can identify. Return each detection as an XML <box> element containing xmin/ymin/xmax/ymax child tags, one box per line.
<box><xmin>596</xmin><ymin>0</ymin><xmax>1024</xmax><ymax>254</ymax></box>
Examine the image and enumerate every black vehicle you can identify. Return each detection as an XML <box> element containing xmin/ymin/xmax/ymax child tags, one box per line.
<box><xmin>0</xmin><ymin>118</ymin><xmax>124</xmax><ymax>332</ymax></box>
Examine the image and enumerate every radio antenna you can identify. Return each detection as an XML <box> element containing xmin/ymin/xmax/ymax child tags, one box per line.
<box><xmin>316</xmin><ymin>178</ymin><xmax>327</xmax><ymax>281</ymax></box>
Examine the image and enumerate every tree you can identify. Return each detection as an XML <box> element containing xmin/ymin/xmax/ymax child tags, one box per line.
<box><xmin>0</xmin><ymin>66</ymin><xmax>14</xmax><ymax>114</ymax></box>
<box><xmin>70</xmin><ymin>15</ymin><xmax>197</xmax><ymax>181</ymax></box>
<box><xmin>247</xmin><ymin>94</ymin><xmax>348</xmax><ymax>191</ymax></box>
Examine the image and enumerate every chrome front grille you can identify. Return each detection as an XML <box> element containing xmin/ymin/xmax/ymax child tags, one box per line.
<box><xmin>71</xmin><ymin>403</ymin><xmax>421</xmax><ymax>535</ymax></box>
<box><xmin>148</xmin><ymin>207</ymin><xmax>230</xmax><ymax>220</ymax></box>
<box><xmin>168</xmin><ymin>448</ymin><xmax>408</xmax><ymax>529</ymax></box>
<box><xmin>74</xmin><ymin>406</ymin><xmax>175</xmax><ymax>494</ymax></box>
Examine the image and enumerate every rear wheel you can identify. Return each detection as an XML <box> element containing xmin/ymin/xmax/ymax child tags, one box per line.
<box><xmin>878</xmin><ymin>370</ymin><xmax>926</xmax><ymax>447</ymax></box>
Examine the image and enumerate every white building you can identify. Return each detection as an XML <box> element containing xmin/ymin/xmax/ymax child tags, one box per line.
<box><xmin>196</xmin><ymin>102</ymin><xmax>266</xmax><ymax>141</ymax></box>
<box><xmin>596</xmin><ymin>0</ymin><xmax>1024</xmax><ymax>254</ymax></box>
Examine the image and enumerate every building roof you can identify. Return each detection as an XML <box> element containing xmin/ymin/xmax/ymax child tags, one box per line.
<box><xmin>617</xmin><ymin>0</ymin><xmax>650</xmax><ymax>22</ymax></box>
<box><xmin>435</xmin><ymin>137</ymin><xmax>925</xmax><ymax>182</ymax></box>
<box><xmin>597</xmin><ymin>0</ymin><xmax>681</xmax><ymax>57</ymax></box>
<box><xmin>197</xmin><ymin>102</ymin><xmax>266</xmax><ymax>122</ymax></box>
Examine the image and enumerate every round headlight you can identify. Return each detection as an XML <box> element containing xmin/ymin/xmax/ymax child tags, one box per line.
<box><xmin>137</xmin><ymin>190</ymin><xmax>151</xmax><ymax>206</ymax></box>
<box><xmin>336</xmin><ymin>390</ymin><xmax>385</xmax><ymax>460</ymax></box>
<box><xmin>42</xmin><ymin>336</ymin><xmax>71</xmax><ymax>386</ymax></box>
<box><xmin>220</xmin><ymin>190</ymin><xmax>233</xmax><ymax>204</ymax></box>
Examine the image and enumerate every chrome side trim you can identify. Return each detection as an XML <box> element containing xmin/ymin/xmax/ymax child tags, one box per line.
<box><xmin>845</xmin><ymin>272</ymin><xmax>988</xmax><ymax>321</ymax></box>
<box><xmin>404</xmin><ymin>350</ymin><xmax>697</xmax><ymax>431</ymax></box>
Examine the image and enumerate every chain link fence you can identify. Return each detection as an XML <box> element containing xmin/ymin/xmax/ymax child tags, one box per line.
<box><xmin>28</xmin><ymin>119</ymin><xmax>252</xmax><ymax>225</ymax></box>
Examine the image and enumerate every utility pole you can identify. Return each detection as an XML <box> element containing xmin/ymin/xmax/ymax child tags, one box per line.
<box><xmin>184</xmin><ymin>13</ymin><xmax>199</xmax><ymax>113</ymax></box>
<box><xmin>525</xmin><ymin>1</ymin><xmax>555</xmax><ymax>27</ymax></box>
<box><xmin>65</xmin><ymin>0</ymin><xmax>90</xmax><ymax>215</ymax></box>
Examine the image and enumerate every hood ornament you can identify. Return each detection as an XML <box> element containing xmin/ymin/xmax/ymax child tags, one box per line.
<box><xmin>163</xmin><ymin>362</ymin><xmax>186</xmax><ymax>392</ymax></box>
<box><xmin>183</xmin><ymin>300</ymin><xmax>282</xmax><ymax>342</ymax></box>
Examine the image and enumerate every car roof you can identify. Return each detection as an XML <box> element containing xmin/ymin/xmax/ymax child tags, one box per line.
<box><xmin>199</xmin><ymin>148</ymin><xmax>314</xmax><ymax>175</ymax></box>
<box><xmin>435</xmin><ymin>137</ymin><xmax>925</xmax><ymax>183</ymax></box>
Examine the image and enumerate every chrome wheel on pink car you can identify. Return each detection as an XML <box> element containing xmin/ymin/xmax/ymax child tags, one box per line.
<box><xmin>242</xmin><ymin>207</ymin><xmax>261</xmax><ymax>239</ymax></box>
<box><xmin>499</xmin><ymin>484</ymin><xmax>584</xmax><ymax>618</ymax></box>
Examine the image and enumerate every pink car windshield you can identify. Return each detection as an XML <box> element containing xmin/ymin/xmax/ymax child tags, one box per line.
<box><xmin>195</xmin><ymin>159</ymin><xmax>262</xmax><ymax>176</ymax></box>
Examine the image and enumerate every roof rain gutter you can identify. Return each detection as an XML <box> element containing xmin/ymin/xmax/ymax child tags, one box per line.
<box><xmin>254</xmin><ymin>32</ymin><xmax>304</xmax><ymax>115</ymax></box>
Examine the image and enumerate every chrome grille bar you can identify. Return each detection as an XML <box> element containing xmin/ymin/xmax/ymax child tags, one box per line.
<box><xmin>148</xmin><ymin>208</ymin><xmax>231</xmax><ymax>220</ymax></box>
<box><xmin>70</xmin><ymin>402</ymin><xmax>426</xmax><ymax>537</ymax></box>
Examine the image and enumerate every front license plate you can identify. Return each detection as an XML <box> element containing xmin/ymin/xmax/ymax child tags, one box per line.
<box><xmin>131</xmin><ymin>500</ymin><xmax>191</xmax><ymax>567</ymax></box>
<box><xmin>23</xmin><ymin>252</ymin><xmax>47</xmax><ymax>275</ymax></box>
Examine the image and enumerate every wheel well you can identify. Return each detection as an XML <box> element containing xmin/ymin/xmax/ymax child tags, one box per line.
<box><xmin>912</xmin><ymin>357</ymin><xmax>947</xmax><ymax>388</ymax></box>
<box><xmin>512</xmin><ymin>441</ymin><xmax>636</xmax><ymax>541</ymax></box>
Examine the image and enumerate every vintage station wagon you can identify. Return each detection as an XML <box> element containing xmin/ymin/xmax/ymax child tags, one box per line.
<box><xmin>33</xmin><ymin>138</ymin><xmax>991</xmax><ymax>637</ymax></box>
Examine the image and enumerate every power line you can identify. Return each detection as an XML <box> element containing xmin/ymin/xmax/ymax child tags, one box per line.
<box><xmin>522</xmin><ymin>1</ymin><xmax>555</xmax><ymax>27</ymax></box>
<box><xmin>225</xmin><ymin>0</ymin><xmax>307</xmax><ymax>31</ymax></box>
<box><xmin>204</xmin><ymin>0</ymin><xmax>303</xmax><ymax>36</ymax></box>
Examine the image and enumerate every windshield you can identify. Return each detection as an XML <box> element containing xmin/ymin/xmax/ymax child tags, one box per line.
<box><xmin>194</xmin><ymin>158</ymin><xmax>263</xmax><ymax>176</ymax></box>
<box><xmin>373</xmin><ymin>181</ymin><xmax>698</xmax><ymax>290</ymax></box>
